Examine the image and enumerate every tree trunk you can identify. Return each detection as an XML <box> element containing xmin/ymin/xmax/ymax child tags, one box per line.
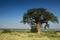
<box><xmin>36</xmin><ymin>23</ymin><xmax>41</xmax><ymax>34</ymax></box>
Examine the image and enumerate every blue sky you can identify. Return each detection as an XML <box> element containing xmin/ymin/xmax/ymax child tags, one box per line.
<box><xmin>0</xmin><ymin>0</ymin><xmax>60</xmax><ymax>29</ymax></box>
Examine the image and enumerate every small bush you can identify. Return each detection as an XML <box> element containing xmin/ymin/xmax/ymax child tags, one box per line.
<box><xmin>2</xmin><ymin>29</ymin><xmax>11</xmax><ymax>33</ymax></box>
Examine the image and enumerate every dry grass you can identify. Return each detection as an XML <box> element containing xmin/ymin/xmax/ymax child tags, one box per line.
<box><xmin>0</xmin><ymin>31</ymin><xmax>60</xmax><ymax>40</ymax></box>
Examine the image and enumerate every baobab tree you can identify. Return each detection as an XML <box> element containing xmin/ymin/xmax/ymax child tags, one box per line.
<box><xmin>22</xmin><ymin>8</ymin><xmax>58</xmax><ymax>34</ymax></box>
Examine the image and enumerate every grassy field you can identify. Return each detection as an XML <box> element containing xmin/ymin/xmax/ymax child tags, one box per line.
<box><xmin>0</xmin><ymin>30</ymin><xmax>60</xmax><ymax>40</ymax></box>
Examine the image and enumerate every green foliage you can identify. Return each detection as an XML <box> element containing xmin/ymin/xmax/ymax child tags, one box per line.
<box><xmin>31</xmin><ymin>27</ymin><xmax>37</xmax><ymax>33</ymax></box>
<box><xmin>22</xmin><ymin>8</ymin><xmax>59</xmax><ymax>32</ymax></box>
<box><xmin>22</xmin><ymin>8</ymin><xmax>58</xmax><ymax>25</ymax></box>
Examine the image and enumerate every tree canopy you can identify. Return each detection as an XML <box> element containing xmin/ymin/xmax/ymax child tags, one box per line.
<box><xmin>22</xmin><ymin>8</ymin><xmax>58</xmax><ymax>24</ymax></box>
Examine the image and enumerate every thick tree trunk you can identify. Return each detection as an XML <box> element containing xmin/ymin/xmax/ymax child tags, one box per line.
<box><xmin>36</xmin><ymin>23</ymin><xmax>41</xmax><ymax>34</ymax></box>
